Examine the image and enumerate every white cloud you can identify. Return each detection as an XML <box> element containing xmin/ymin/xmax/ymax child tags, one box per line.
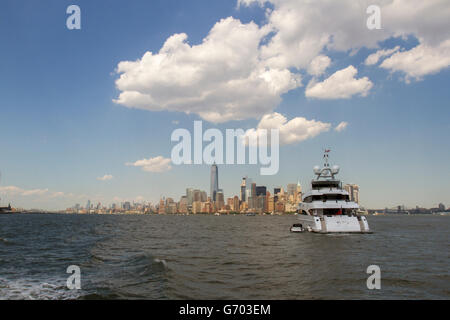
<box><xmin>244</xmin><ymin>112</ymin><xmax>331</xmax><ymax>145</ymax></box>
<box><xmin>380</xmin><ymin>40</ymin><xmax>450</xmax><ymax>81</ymax></box>
<box><xmin>365</xmin><ymin>46</ymin><xmax>400</xmax><ymax>66</ymax></box>
<box><xmin>114</xmin><ymin>17</ymin><xmax>301</xmax><ymax>123</ymax></box>
<box><xmin>0</xmin><ymin>186</ymin><xmax>70</xmax><ymax>198</ymax></box>
<box><xmin>0</xmin><ymin>186</ymin><xmax>22</xmax><ymax>194</ymax></box>
<box><xmin>306</xmin><ymin>66</ymin><xmax>373</xmax><ymax>99</ymax></box>
<box><xmin>50</xmin><ymin>192</ymin><xmax>65</xmax><ymax>198</ymax></box>
<box><xmin>126</xmin><ymin>156</ymin><xmax>172</xmax><ymax>173</ymax></box>
<box><xmin>335</xmin><ymin>121</ymin><xmax>348</xmax><ymax>132</ymax></box>
<box><xmin>241</xmin><ymin>0</ymin><xmax>450</xmax><ymax>78</ymax></box>
<box><xmin>114</xmin><ymin>0</ymin><xmax>450</xmax><ymax>122</ymax></box>
<box><xmin>307</xmin><ymin>55</ymin><xmax>331</xmax><ymax>76</ymax></box>
<box><xmin>97</xmin><ymin>174</ymin><xmax>114</xmax><ymax>181</ymax></box>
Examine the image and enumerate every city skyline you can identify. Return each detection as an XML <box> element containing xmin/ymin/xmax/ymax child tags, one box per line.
<box><xmin>64</xmin><ymin>163</ymin><xmax>447</xmax><ymax>214</ymax></box>
<box><xmin>0</xmin><ymin>0</ymin><xmax>450</xmax><ymax>210</ymax></box>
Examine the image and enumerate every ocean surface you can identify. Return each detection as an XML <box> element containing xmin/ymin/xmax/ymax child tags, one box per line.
<box><xmin>0</xmin><ymin>214</ymin><xmax>448</xmax><ymax>300</ymax></box>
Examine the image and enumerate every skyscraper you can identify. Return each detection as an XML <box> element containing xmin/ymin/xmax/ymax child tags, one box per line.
<box><xmin>297</xmin><ymin>180</ymin><xmax>302</xmax><ymax>203</ymax></box>
<box><xmin>287</xmin><ymin>184</ymin><xmax>297</xmax><ymax>197</ymax></box>
<box><xmin>216</xmin><ymin>190</ymin><xmax>225</xmax><ymax>210</ymax></box>
<box><xmin>193</xmin><ymin>189</ymin><xmax>201</xmax><ymax>202</ymax></box>
<box><xmin>274</xmin><ymin>187</ymin><xmax>281</xmax><ymax>203</ymax></box>
<box><xmin>186</xmin><ymin>188</ymin><xmax>194</xmax><ymax>205</ymax></box>
<box><xmin>240</xmin><ymin>177</ymin><xmax>247</xmax><ymax>202</ymax></box>
<box><xmin>210</xmin><ymin>163</ymin><xmax>219</xmax><ymax>202</ymax></box>
<box><xmin>344</xmin><ymin>184</ymin><xmax>360</xmax><ymax>204</ymax></box>
<box><xmin>256</xmin><ymin>186</ymin><xmax>267</xmax><ymax>196</ymax></box>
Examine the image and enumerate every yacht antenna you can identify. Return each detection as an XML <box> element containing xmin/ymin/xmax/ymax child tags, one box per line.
<box><xmin>323</xmin><ymin>149</ymin><xmax>331</xmax><ymax>167</ymax></box>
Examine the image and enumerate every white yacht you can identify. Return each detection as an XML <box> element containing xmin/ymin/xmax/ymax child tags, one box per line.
<box><xmin>296</xmin><ymin>151</ymin><xmax>371</xmax><ymax>234</ymax></box>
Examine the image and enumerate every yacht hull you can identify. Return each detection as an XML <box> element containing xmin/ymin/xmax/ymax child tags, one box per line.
<box><xmin>297</xmin><ymin>215</ymin><xmax>371</xmax><ymax>234</ymax></box>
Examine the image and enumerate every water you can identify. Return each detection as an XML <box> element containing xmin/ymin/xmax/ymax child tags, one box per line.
<box><xmin>0</xmin><ymin>214</ymin><xmax>448</xmax><ymax>299</ymax></box>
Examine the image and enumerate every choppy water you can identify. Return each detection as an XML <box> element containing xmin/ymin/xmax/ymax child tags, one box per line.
<box><xmin>0</xmin><ymin>214</ymin><xmax>448</xmax><ymax>299</ymax></box>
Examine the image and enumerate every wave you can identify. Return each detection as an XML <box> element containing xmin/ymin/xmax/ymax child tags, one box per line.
<box><xmin>0</xmin><ymin>277</ymin><xmax>83</xmax><ymax>300</ymax></box>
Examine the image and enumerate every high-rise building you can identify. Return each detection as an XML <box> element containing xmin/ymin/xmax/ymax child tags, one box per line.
<box><xmin>245</xmin><ymin>177</ymin><xmax>253</xmax><ymax>201</ymax></box>
<box><xmin>202</xmin><ymin>202</ymin><xmax>213</xmax><ymax>214</ymax></box>
<box><xmin>193</xmin><ymin>189</ymin><xmax>201</xmax><ymax>202</ymax></box>
<box><xmin>247</xmin><ymin>182</ymin><xmax>257</xmax><ymax>210</ymax></box>
<box><xmin>344</xmin><ymin>184</ymin><xmax>360</xmax><ymax>204</ymax></box>
<box><xmin>179</xmin><ymin>196</ymin><xmax>188</xmax><ymax>214</ymax></box>
<box><xmin>251</xmin><ymin>183</ymin><xmax>257</xmax><ymax>197</ymax></box>
<box><xmin>216</xmin><ymin>190</ymin><xmax>225</xmax><ymax>210</ymax></box>
<box><xmin>256</xmin><ymin>186</ymin><xmax>267</xmax><ymax>197</ymax></box>
<box><xmin>274</xmin><ymin>187</ymin><xmax>281</xmax><ymax>203</ymax></box>
<box><xmin>287</xmin><ymin>183</ymin><xmax>297</xmax><ymax>197</ymax></box>
<box><xmin>275</xmin><ymin>201</ymin><xmax>285</xmax><ymax>213</ymax></box>
<box><xmin>233</xmin><ymin>196</ymin><xmax>240</xmax><ymax>212</ymax></box>
<box><xmin>167</xmin><ymin>203</ymin><xmax>177</xmax><ymax>214</ymax></box>
<box><xmin>192</xmin><ymin>201</ymin><xmax>202</xmax><ymax>214</ymax></box>
<box><xmin>210</xmin><ymin>163</ymin><xmax>219</xmax><ymax>201</ymax></box>
<box><xmin>123</xmin><ymin>201</ymin><xmax>131</xmax><ymax>211</ymax></box>
<box><xmin>267</xmin><ymin>195</ymin><xmax>274</xmax><ymax>212</ymax></box>
<box><xmin>186</xmin><ymin>188</ymin><xmax>194</xmax><ymax>205</ymax></box>
<box><xmin>256</xmin><ymin>195</ymin><xmax>265</xmax><ymax>212</ymax></box>
<box><xmin>158</xmin><ymin>198</ymin><xmax>165</xmax><ymax>214</ymax></box>
<box><xmin>297</xmin><ymin>181</ymin><xmax>302</xmax><ymax>203</ymax></box>
<box><xmin>240</xmin><ymin>177</ymin><xmax>247</xmax><ymax>202</ymax></box>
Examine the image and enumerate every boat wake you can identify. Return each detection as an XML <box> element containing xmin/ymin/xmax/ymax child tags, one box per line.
<box><xmin>0</xmin><ymin>277</ymin><xmax>83</xmax><ymax>300</ymax></box>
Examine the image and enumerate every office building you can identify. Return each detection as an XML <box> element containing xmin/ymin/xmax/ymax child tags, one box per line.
<box><xmin>210</xmin><ymin>163</ymin><xmax>219</xmax><ymax>201</ymax></box>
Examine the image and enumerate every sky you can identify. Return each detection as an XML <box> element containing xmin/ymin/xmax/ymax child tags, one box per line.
<box><xmin>0</xmin><ymin>0</ymin><xmax>449</xmax><ymax>210</ymax></box>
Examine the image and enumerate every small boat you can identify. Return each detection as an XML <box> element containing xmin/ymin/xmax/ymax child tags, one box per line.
<box><xmin>290</xmin><ymin>223</ymin><xmax>304</xmax><ymax>233</ymax></box>
<box><xmin>0</xmin><ymin>204</ymin><xmax>13</xmax><ymax>214</ymax></box>
<box><xmin>246</xmin><ymin>212</ymin><xmax>256</xmax><ymax>216</ymax></box>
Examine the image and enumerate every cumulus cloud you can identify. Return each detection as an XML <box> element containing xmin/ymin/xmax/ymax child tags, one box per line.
<box><xmin>97</xmin><ymin>174</ymin><xmax>113</xmax><ymax>181</ymax></box>
<box><xmin>335</xmin><ymin>121</ymin><xmax>348</xmax><ymax>132</ymax></box>
<box><xmin>241</xmin><ymin>0</ymin><xmax>450</xmax><ymax>79</ymax></box>
<box><xmin>380</xmin><ymin>40</ymin><xmax>450</xmax><ymax>81</ymax></box>
<box><xmin>307</xmin><ymin>55</ymin><xmax>331</xmax><ymax>76</ymax></box>
<box><xmin>306</xmin><ymin>66</ymin><xmax>373</xmax><ymax>99</ymax></box>
<box><xmin>244</xmin><ymin>112</ymin><xmax>331</xmax><ymax>145</ymax></box>
<box><xmin>365</xmin><ymin>46</ymin><xmax>400</xmax><ymax>65</ymax></box>
<box><xmin>114</xmin><ymin>17</ymin><xmax>301</xmax><ymax>123</ymax></box>
<box><xmin>126</xmin><ymin>156</ymin><xmax>172</xmax><ymax>173</ymax></box>
<box><xmin>114</xmin><ymin>0</ymin><xmax>450</xmax><ymax>121</ymax></box>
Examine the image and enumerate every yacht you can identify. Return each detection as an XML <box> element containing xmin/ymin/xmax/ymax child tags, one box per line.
<box><xmin>296</xmin><ymin>151</ymin><xmax>371</xmax><ymax>234</ymax></box>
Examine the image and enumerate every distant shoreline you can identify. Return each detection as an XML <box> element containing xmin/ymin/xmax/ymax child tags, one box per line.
<box><xmin>3</xmin><ymin>212</ymin><xmax>449</xmax><ymax>217</ymax></box>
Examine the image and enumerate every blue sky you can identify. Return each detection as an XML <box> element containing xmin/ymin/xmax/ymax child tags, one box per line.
<box><xmin>0</xmin><ymin>0</ymin><xmax>449</xmax><ymax>210</ymax></box>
